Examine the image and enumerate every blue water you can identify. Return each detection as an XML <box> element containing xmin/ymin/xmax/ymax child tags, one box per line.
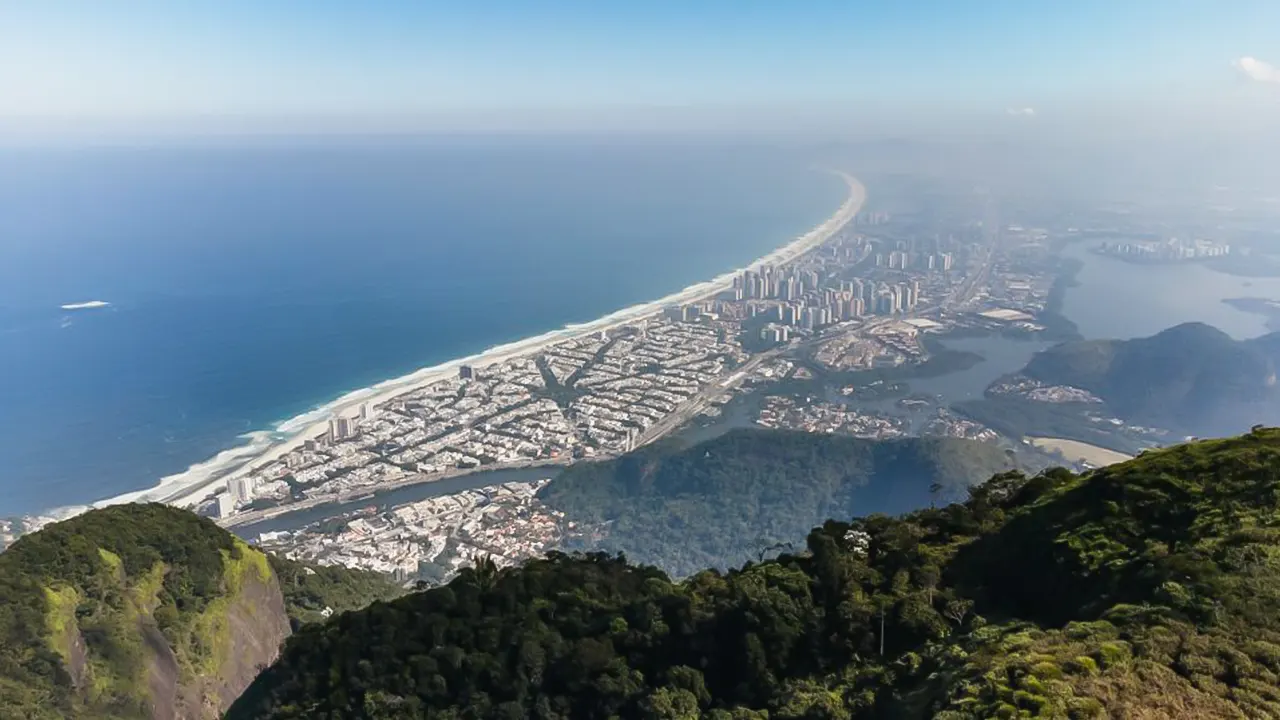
<box><xmin>0</xmin><ymin>139</ymin><xmax>845</xmax><ymax>516</ymax></box>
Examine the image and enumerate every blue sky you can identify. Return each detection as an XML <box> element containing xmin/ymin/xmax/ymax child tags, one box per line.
<box><xmin>1</xmin><ymin>1</ymin><xmax>1278</xmax><ymax>133</ymax></box>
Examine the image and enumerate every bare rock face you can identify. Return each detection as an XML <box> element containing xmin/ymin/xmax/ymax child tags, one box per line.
<box><xmin>197</xmin><ymin>564</ymin><xmax>291</xmax><ymax>718</ymax></box>
<box><xmin>0</xmin><ymin>505</ymin><xmax>295</xmax><ymax>720</ymax></box>
<box><xmin>166</xmin><ymin>548</ymin><xmax>293</xmax><ymax>720</ymax></box>
<box><xmin>134</xmin><ymin>563</ymin><xmax>291</xmax><ymax>720</ymax></box>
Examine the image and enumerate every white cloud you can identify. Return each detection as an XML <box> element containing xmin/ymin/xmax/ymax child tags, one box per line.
<box><xmin>1006</xmin><ymin>107</ymin><xmax>1036</xmax><ymax>117</ymax></box>
<box><xmin>1235</xmin><ymin>56</ymin><xmax>1280</xmax><ymax>84</ymax></box>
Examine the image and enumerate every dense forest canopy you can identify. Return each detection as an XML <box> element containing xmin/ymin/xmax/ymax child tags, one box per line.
<box><xmin>231</xmin><ymin>427</ymin><xmax>1280</xmax><ymax>719</ymax></box>
<box><xmin>540</xmin><ymin>429</ymin><xmax>1015</xmax><ymax>576</ymax></box>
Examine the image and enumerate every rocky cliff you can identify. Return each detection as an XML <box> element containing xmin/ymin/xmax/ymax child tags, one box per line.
<box><xmin>0</xmin><ymin>504</ymin><xmax>291</xmax><ymax>720</ymax></box>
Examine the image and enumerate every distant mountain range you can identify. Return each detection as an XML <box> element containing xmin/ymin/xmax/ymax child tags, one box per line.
<box><xmin>1019</xmin><ymin>322</ymin><xmax>1280</xmax><ymax>436</ymax></box>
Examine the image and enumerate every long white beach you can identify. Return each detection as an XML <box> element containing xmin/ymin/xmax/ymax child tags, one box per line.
<box><xmin>72</xmin><ymin>170</ymin><xmax>864</xmax><ymax>515</ymax></box>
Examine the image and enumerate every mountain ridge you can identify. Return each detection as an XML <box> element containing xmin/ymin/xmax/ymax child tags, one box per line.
<box><xmin>230</xmin><ymin>427</ymin><xmax>1280</xmax><ymax>719</ymax></box>
<box><xmin>1020</xmin><ymin>321</ymin><xmax>1280</xmax><ymax>435</ymax></box>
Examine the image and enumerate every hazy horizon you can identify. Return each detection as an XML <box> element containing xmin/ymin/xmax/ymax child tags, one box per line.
<box><xmin>3</xmin><ymin>1</ymin><xmax>1278</xmax><ymax>142</ymax></box>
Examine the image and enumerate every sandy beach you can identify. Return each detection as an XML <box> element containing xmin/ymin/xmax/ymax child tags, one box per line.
<box><xmin>80</xmin><ymin>171</ymin><xmax>864</xmax><ymax>514</ymax></box>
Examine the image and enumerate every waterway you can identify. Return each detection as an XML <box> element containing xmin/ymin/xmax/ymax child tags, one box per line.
<box><xmin>1059</xmin><ymin>240</ymin><xmax>1280</xmax><ymax>340</ymax></box>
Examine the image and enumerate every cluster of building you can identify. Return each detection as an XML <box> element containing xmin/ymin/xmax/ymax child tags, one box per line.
<box><xmin>257</xmin><ymin>479</ymin><xmax>562</xmax><ymax>584</ymax></box>
<box><xmin>921</xmin><ymin>409</ymin><xmax>1001</xmax><ymax>443</ymax></box>
<box><xmin>755</xmin><ymin>396</ymin><xmax>909</xmax><ymax>439</ymax></box>
<box><xmin>731</xmin><ymin>248</ymin><xmax>926</xmax><ymax>341</ymax></box>
<box><xmin>875</xmin><ymin>249</ymin><xmax>955</xmax><ymax>272</ymax></box>
<box><xmin>208</xmin><ymin>317</ymin><xmax>744</xmax><ymax>518</ymax></box>
<box><xmin>988</xmin><ymin>376</ymin><xmax>1104</xmax><ymax>404</ymax></box>
<box><xmin>1096</xmin><ymin>237</ymin><xmax>1230</xmax><ymax>262</ymax></box>
<box><xmin>812</xmin><ymin>319</ymin><xmax>930</xmax><ymax>371</ymax></box>
<box><xmin>543</xmin><ymin>321</ymin><xmax>744</xmax><ymax>453</ymax></box>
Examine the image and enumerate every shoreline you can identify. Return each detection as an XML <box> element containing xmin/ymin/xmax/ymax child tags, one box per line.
<box><xmin>46</xmin><ymin>170</ymin><xmax>864</xmax><ymax>520</ymax></box>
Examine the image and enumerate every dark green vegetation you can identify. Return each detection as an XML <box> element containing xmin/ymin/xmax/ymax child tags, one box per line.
<box><xmin>0</xmin><ymin>504</ymin><xmax>404</xmax><ymax>719</ymax></box>
<box><xmin>962</xmin><ymin>322</ymin><xmax>1280</xmax><ymax>443</ymax></box>
<box><xmin>540</xmin><ymin>429</ymin><xmax>1015</xmax><ymax>577</ymax></box>
<box><xmin>0</xmin><ymin>504</ymin><xmax>286</xmax><ymax>719</ymax></box>
<box><xmin>230</xmin><ymin>427</ymin><xmax>1280</xmax><ymax>719</ymax></box>
<box><xmin>270</xmin><ymin>556</ymin><xmax>406</xmax><ymax>630</ymax></box>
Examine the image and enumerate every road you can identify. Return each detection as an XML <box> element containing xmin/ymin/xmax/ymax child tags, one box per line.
<box><xmin>633</xmin><ymin>346</ymin><xmax>788</xmax><ymax>448</ymax></box>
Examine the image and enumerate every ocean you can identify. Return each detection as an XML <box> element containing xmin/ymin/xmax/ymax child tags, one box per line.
<box><xmin>0</xmin><ymin>139</ymin><xmax>846</xmax><ymax>517</ymax></box>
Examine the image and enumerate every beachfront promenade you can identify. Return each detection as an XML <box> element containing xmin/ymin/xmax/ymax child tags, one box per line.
<box><xmin>62</xmin><ymin>172</ymin><xmax>864</xmax><ymax>525</ymax></box>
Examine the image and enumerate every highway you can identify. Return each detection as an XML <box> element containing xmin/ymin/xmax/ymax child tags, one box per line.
<box><xmin>633</xmin><ymin>346</ymin><xmax>788</xmax><ymax>448</ymax></box>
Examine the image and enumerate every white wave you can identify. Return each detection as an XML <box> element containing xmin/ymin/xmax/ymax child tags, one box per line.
<box><xmin>90</xmin><ymin>430</ymin><xmax>278</xmax><ymax>509</ymax></box>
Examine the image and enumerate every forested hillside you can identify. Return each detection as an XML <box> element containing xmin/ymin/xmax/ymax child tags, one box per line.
<box><xmin>1020</xmin><ymin>322</ymin><xmax>1280</xmax><ymax>435</ymax></box>
<box><xmin>231</xmin><ymin>427</ymin><xmax>1280</xmax><ymax>719</ymax></box>
<box><xmin>540</xmin><ymin>429</ymin><xmax>1015</xmax><ymax>575</ymax></box>
<box><xmin>0</xmin><ymin>504</ymin><xmax>403</xmax><ymax>720</ymax></box>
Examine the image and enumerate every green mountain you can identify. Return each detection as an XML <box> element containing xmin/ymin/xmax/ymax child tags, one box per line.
<box><xmin>1019</xmin><ymin>322</ymin><xmax>1280</xmax><ymax>435</ymax></box>
<box><xmin>230</xmin><ymin>427</ymin><xmax>1280</xmax><ymax>719</ymax></box>
<box><xmin>0</xmin><ymin>504</ymin><xmax>401</xmax><ymax>720</ymax></box>
<box><xmin>540</xmin><ymin>429</ymin><xmax>1017</xmax><ymax>577</ymax></box>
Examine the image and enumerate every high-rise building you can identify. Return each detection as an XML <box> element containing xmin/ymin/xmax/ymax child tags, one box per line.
<box><xmin>801</xmin><ymin>307</ymin><xmax>819</xmax><ymax>330</ymax></box>
<box><xmin>459</xmin><ymin>365</ymin><xmax>475</xmax><ymax>380</ymax></box>
<box><xmin>876</xmin><ymin>291</ymin><xmax>894</xmax><ymax>315</ymax></box>
<box><xmin>760</xmin><ymin>324</ymin><xmax>789</xmax><ymax>343</ymax></box>
<box><xmin>229</xmin><ymin>476</ymin><xmax>255</xmax><ymax>506</ymax></box>
<box><xmin>359</xmin><ymin>402</ymin><xmax>377</xmax><ymax>425</ymax></box>
<box><xmin>784</xmin><ymin>304</ymin><xmax>801</xmax><ymax>326</ymax></box>
<box><xmin>328</xmin><ymin>416</ymin><xmax>354</xmax><ymax>443</ymax></box>
<box><xmin>216</xmin><ymin>493</ymin><xmax>235</xmax><ymax>519</ymax></box>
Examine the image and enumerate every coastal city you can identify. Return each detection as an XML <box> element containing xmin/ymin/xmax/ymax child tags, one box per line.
<box><xmin>1</xmin><ymin>172</ymin><xmax>1247</xmax><ymax>587</ymax></box>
